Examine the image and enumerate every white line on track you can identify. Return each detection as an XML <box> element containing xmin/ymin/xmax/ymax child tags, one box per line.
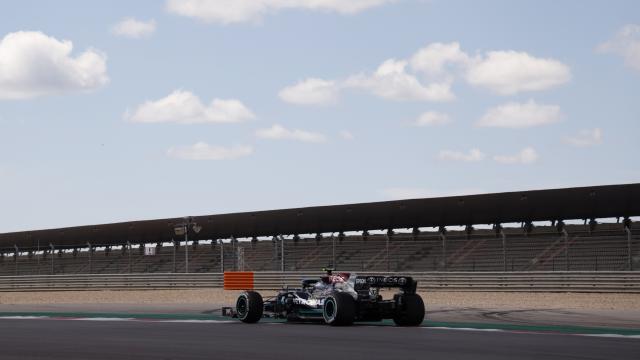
<box><xmin>423</xmin><ymin>326</ymin><xmax>640</xmax><ymax>339</ymax></box>
<box><xmin>2</xmin><ymin>316</ymin><xmax>638</xmax><ymax>339</ymax></box>
<box><xmin>0</xmin><ymin>316</ymin><xmax>50</xmax><ymax>320</ymax></box>
<box><xmin>0</xmin><ymin>316</ymin><xmax>236</xmax><ymax>324</ymax></box>
<box><xmin>578</xmin><ymin>334</ymin><xmax>640</xmax><ymax>339</ymax></box>
<box><xmin>154</xmin><ymin>320</ymin><xmax>236</xmax><ymax>324</ymax></box>
<box><xmin>427</xmin><ymin>326</ymin><xmax>504</xmax><ymax>332</ymax></box>
<box><xmin>72</xmin><ymin>317</ymin><xmax>134</xmax><ymax>321</ymax></box>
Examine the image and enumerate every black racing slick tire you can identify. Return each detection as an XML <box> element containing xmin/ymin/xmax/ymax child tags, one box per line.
<box><xmin>236</xmin><ymin>291</ymin><xmax>263</xmax><ymax>323</ymax></box>
<box><xmin>323</xmin><ymin>292</ymin><xmax>355</xmax><ymax>326</ymax></box>
<box><xmin>393</xmin><ymin>293</ymin><xmax>425</xmax><ymax>326</ymax></box>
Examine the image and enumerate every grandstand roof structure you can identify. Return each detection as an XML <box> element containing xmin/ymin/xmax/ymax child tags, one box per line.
<box><xmin>1</xmin><ymin>183</ymin><xmax>639</xmax><ymax>250</ymax></box>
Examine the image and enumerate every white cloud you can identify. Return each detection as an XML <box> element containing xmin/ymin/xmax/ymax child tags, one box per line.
<box><xmin>166</xmin><ymin>0</ymin><xmax>395</xmax><ymax>24</ymax></box>
<box><xmin>565</xmin><ymin>128</ymin><xmax>602</xmax><ymax>147</ymax></box>
<box><xmin>111</xmin><ymin>18</ymin><xmax>157</xmax><ymax>38</ymax></box>
<box><xmin>345</xmin><ymin>59</ymin><xmax>455</xmax><ymax>102</ymax></box>
<box><xmin>493</xmin><ymin>147</ymin><xmax>538</xmax><ymax>164</ymax></box>
<box><xmin>167</xmin><ymin>142</ymin><xmax>253</xmax><ymax>160</ymax></box>
<box><xmin>437</xmin><ymin>148</ymin><xmax>485</xmax><ymax>162</ymax></box>
<box><xmin>280</xmin><ymin>58</ymin><xmax>455</xmax><ymax>105</ymax></box>
<box><xmin>280</xmin><ymin>42</ymin><xmax>570</xmax><ymax>107</ymax></box>
<box><xmin>477</xmin><ymin>100</ymin><xmax>561</xmax><ymax>128</ymax></box>
<box><xmin>0</xmin><ymin>31</ymin><xmax>108</xmax><ymax>100</ymax></box>
<box><xmin>466</xmin><ymin>51</ymin><xmax>571</xmax><ymax>95</ymax></box>
<box><xmin>597</xmin><ymin>24</ymin><xmax>640</xmax><ymax>72</ymax></box>
<box><xmin>256</xmin><ymin>124</ymin><xmax>326</xmax><ymax>143</ymax></box>
<box><xmin>339</xmin><ymin>130</ymin><xmax>354</xmax><ymax>140</ymax></box>
<box><xmin>126</xmin><ymin>90</ymin><xmax>255</xmax><ymax>124</ymax></box>
<box><xmin>278</xmin><ymin>78</ymin><xmax>339</xmax><ymax>105</ymax></box>
<box><xmin>413</xmin><ymin>111</ymin><xmax>451</xmax><ymax>126</ymax></box>
<box><xmin>410</xmin><ymin>42</ymin><xmax>470</xmax><ymax>76</ymax></box>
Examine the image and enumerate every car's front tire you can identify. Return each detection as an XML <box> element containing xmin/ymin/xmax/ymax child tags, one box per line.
<box><xmin>323</xmin><ymin>292</ymin><xmax>355</xmax><ymax>326</ymax></box>
<box><xmin>393</xmin><ymin>293</ymin><xmax>425</xmax><ymax>326</ymax></box>
<box><xmin>236</xmin><ymin>291</ymin><xmax>263</xmax><ymax>323</ymax></box>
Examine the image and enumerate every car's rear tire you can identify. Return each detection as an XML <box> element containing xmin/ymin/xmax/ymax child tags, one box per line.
<box><xmin>323</xmin><ymin>292</ymin><xmax>355</xmax><ymax>326</ymax></box>
<box><xmin>236</xmin><ymin>291</ymin><xmax>263</xmax><ymax>323</ymax></box>
<box><xmin>393</xmin><ymin>293</ymin><xmax>425</xmax><ymax>326</ymax></box>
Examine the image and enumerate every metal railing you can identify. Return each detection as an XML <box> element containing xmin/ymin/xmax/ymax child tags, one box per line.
<box><xmin>0</xmin><ymin>273</ymin><xmax>222</xmax><ymax>291</ymax></box>
<box><xmin>0</xmin><ymin>272</ymin><xmax>638</xmax><ymax>292</ymax></box>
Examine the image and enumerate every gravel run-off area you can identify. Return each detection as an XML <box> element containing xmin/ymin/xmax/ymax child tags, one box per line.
<box><xmin>1</xmin><ymin>290</ymin><xmax>639</xmax><ymax>311</ymax></box>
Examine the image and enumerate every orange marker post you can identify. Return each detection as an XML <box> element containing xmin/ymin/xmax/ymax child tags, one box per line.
<box><xmin>223</xmin><ymin>271</ymin><xmax>254</xmax><ymax>290</ymax></box>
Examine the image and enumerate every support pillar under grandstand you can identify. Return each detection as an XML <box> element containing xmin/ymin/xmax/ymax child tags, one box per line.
<box><xmin>231</xmin><ymin>236</ymin><xmax>236</xmax><ymax>271</ymax></box>
<box><xmin>271</xmin><ymin>236</ymin><xmax>278</xmax><ymax>271</ymax></box>
<box><xmin>337</xmin><ymin>232</ymin><xmax>346</xmax><ymax>269</ymax></box>
<box><xmin>331</xmin><ymin>233</ymin><xmax>336</xmax><ymax>269</ymax></box>
<box><xmin>184</xmin><ymin>230</ymin><xmax>189</xmax><ymax>273</ymax></box>
<box><xmin>237</xmin><ymin>246</ymin><xmax>244</xmax><ymax>271</ymax></box>
<box><xmin>127</xmin><ymin>241</ymin><xmax>132</xmax><ymax>273</ymax></box>
<box><xmin>439</xmin><ymin>227</ymin><xmax>447</xmax><ymax>271</ymax></box>
<box><xmin>386</xmin><ymin>229</ymin><xmax>393</xmax><ymax>272</ymax></box>
<box><xmin>220</xmin><ymin>239</ymin><xmax>225</xmax><ymax>273</ymax></box>
<box><xmin>87</xmin><ymin>242</ymin><xmax>92</xmax><ymax>274</ymax></box>
<box><xmin>172</xmin><ymin>239</ymin><xmax>177</xmax><ymax>273</ymax></box>
<box><xmin>36</xmin><ymin>240</ymin><xmax>40</xmax><ymax>275</ymax></box>
<box><xmin>49</xmin><ymin>243</ymin><xmax>54</xmax><ymax>275</ymax></box>
<box><xmin>555</xmin><ymin>220</ymin><xmax>569</xmax><ymax>271</ymax></box>
<box><xmin>14</xmin><ymin>244</ymin><xmax>18</xmax><ymax>276</ymax></box>
<box><xmin>625</xmin><ymin>224</ymin><xmax>632</xmax><ymax>271</ymax></box>
<box><xmin>279</xmin><ymin>235</ymin><xmax>285</xmax><ymax>272</ymax></box>
<box><xmin>497</xmin><ymin>224</ymin><xmax>507</xmax><ymax>272</ymax></box>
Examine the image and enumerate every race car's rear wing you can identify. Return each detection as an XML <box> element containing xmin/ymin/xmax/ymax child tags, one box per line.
<box><xmin>354</xmin><ymin>276</ymin><xmax>417</xmax><ymax>294</ymax></box>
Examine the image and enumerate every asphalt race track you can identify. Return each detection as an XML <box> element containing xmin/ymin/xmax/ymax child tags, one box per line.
<box><xmin>1</xmin><ymin>318</ymin><xmax>638</xmax><ymax>360</ymax></box>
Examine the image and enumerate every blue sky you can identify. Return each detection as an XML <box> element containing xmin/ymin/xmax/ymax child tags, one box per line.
<box><xmin>0</xmin><ymin>0</ymin><xmax>638</xmax><ymax>232</ymax></box>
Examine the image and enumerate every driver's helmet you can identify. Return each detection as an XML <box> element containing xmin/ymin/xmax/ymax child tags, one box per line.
<box><xmin>329</xmin><ymin>272</ymin><xmax>351</xmax><ymax>284</ymax></box>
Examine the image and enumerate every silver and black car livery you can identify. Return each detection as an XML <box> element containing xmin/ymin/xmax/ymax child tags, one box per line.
<box><xmin>233</xmin><ymin>269</ymin><xmax>424</xmax><ymax>326</ymax></box>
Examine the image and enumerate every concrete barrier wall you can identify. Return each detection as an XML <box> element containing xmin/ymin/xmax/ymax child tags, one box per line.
<box><xmin>1</xmin><ymin>272</ymin><xmax>638</xmax><ymax>293</ymax></box>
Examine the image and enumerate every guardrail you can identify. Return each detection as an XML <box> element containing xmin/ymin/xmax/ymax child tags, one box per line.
<box><xmin>1</xmin><ymin>272</ymin><xmax>638</xmax><ymax>292</ymax></box>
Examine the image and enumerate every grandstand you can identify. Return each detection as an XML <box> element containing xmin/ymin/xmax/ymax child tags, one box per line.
<box><xmin>0</xmin><ymin>223</ymin><xmax>638</xmax><ymax>276</ymax></box>
<box><xmin>0</xmin><ymin>183</ymin><xmax>638</xmax><ymax>275</ymax></box>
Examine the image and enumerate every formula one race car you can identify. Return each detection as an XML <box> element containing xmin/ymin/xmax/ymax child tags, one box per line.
<box><xmin>232</xmin><ymin>269</ymin><xmax>425</xmax><ymax>326</ymax></box>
